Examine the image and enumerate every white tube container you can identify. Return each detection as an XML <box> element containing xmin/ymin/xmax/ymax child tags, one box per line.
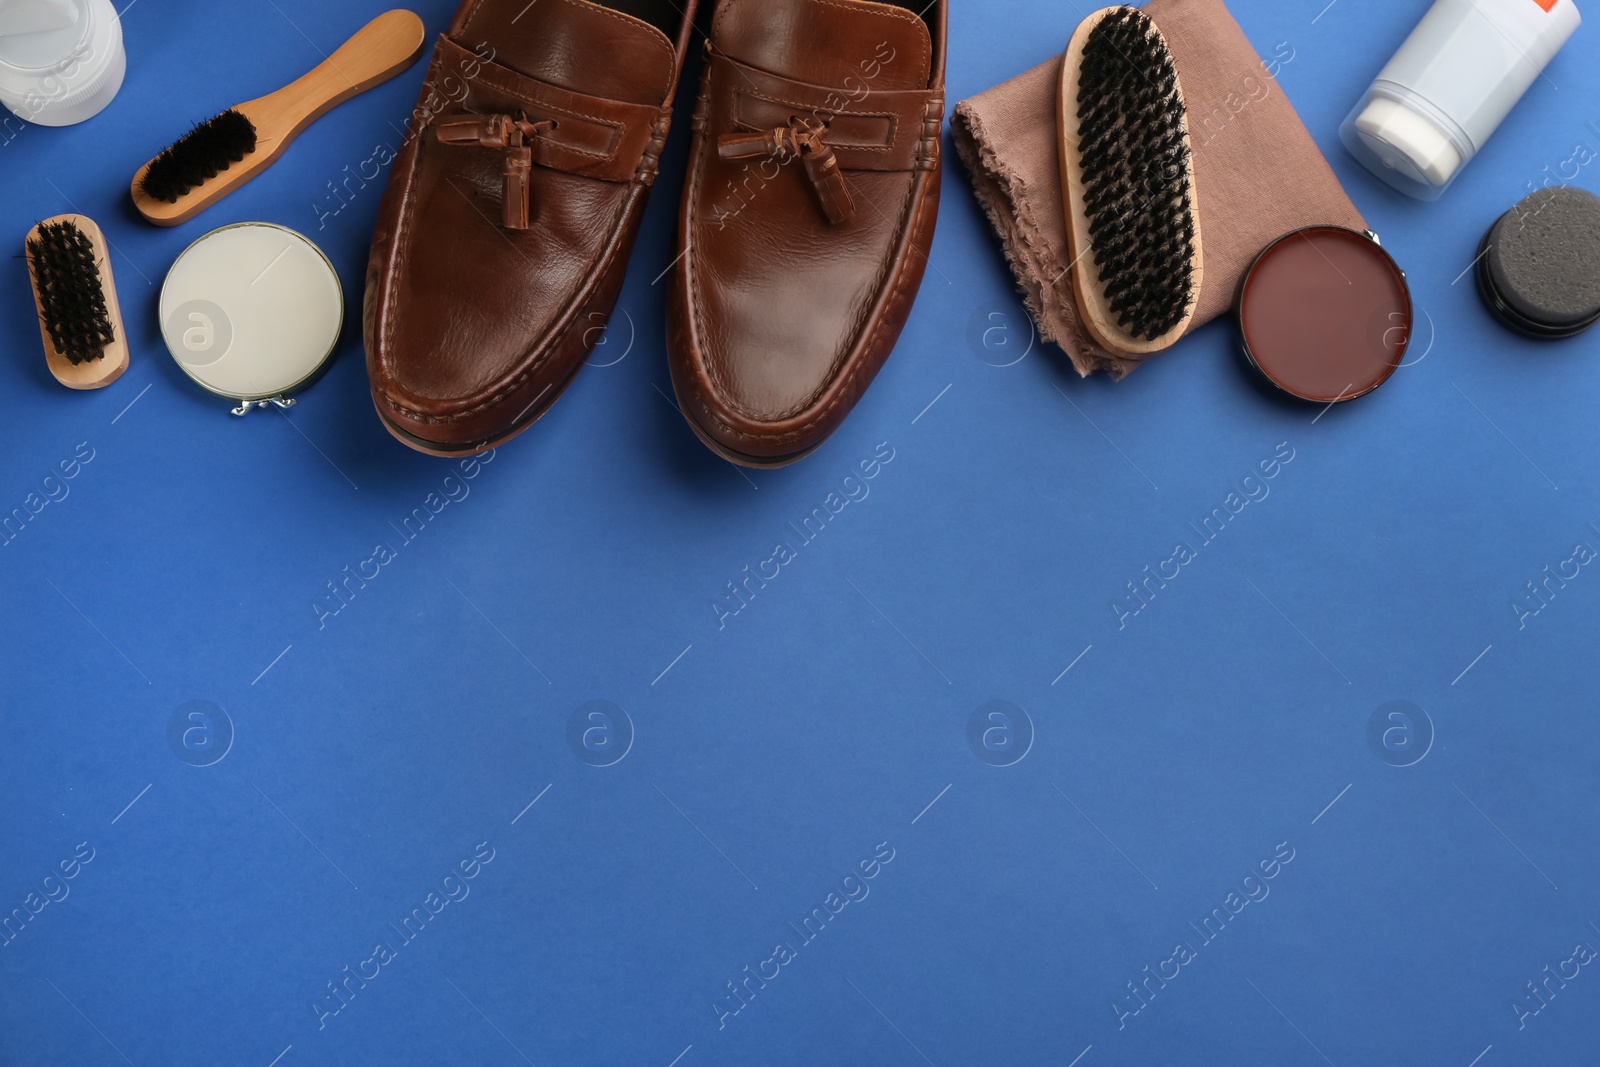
<box><xmin>1341</xmin><ymin>0</ymin><xmax>1581</xmax><ymax>200</ymax></box>
<box><xmin>0</xmin><ymin>0</ymin><xmax>125</xmax><ymax>127</ymax></box>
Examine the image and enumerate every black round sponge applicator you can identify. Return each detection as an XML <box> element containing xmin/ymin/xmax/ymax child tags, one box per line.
<box><xmin>1476</xmin><ymin>185</ymin><xmax>1600</xmax><ymax>339</ymax></box>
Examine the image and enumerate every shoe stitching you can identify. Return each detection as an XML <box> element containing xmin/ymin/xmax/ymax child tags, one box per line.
<box><xmin>687</xmin><ymin>176</ymin><xmax>936</xmax><ymax>450</ymax></box>
<box><xmin>683</xmin><ymin>108</ymin><xmax>937</xmax><ymax>448</ymax></box>
<box><xmin>711</xmin><ymin>0</ymin><xmax>931</xmax><ymax>82</ymax></box>
<box><xmin>732</xmin><ymin>85</ymin><xmax>898</xmax><ymax>156</ymax></box>
<box><xmin>461</xmin><ymin>0</ymin><xmax>677</xmax><ymax>90</ymax></box>
<box><xmin>376</xmin><ymin>45</ymin><xmax>645</xmax><ymax>425</ymax></box>
<box><xmin>685</xmin><ymin>51</ymin><xmax>929</xmax><ymax>428</ymax></box>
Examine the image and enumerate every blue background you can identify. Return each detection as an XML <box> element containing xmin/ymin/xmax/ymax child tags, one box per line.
<box><xmin>3</xmin><ymin>0</ymin><xmax>1598</xmax><ymax>1065</ymax></box>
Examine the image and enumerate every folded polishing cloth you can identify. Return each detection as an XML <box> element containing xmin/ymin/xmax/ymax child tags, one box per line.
<box><xmin>952</xmin><ymin>0</ymin><xmax>1366</xmax><ymax>378</ymax></box>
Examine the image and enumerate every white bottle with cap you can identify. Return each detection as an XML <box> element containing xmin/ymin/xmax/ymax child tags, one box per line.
<box><xmin>1341</xmin><ymin>0</ymin><xmax>1581</xmax><ymax>201</ymax></box>
<box><xmin>0</xmin><ymin>0</ymin><xmax>125</xmax><ymax>127</ymax></box>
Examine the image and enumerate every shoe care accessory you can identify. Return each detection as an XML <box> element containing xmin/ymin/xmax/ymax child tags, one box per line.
<box><xmin>1341</xmin><ymin>0</ymin><xmax>1581</xmax><ymax>201</ymax></box>
<box><xmin>1475</xmin><ymin>185</ymin><xmax>1600</xmax><ymax>338</ymax></box>
<box><xmin>25</xmin><ymin>214</ymin><xmax>127</xmax><ymax>390</ymax></box>
<box><xmin>132</xmin><ymin>9</ymin><xmax>426</xmax><ymax>226</ymax></box>
<box><xmin>1058</xmin><ymin>6</ymin><xmax>1201</xmax><ymax>359</ymax></box>
<box><xmin>1235</xmin><ymin>227</ymin><xmax>1411</xmax><ymax>402</ymax></box>
<box><xmin>0</xmin><ymin>0</ymin><xmax>124</xmax><ymax>127</ymax></box>
<box><xmin>160</xmin><ymin>223</ymin><xmax>343</xmax><ymax>415</ymax></box>
<box><xmin>953</xmin><ymin>0</ymin><xmax>1366</xmax><ymax>379</ymax></box>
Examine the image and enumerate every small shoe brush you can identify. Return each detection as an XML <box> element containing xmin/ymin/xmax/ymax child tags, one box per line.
<box><xmin>1058</xmin><ymin>5</ymin><xmax>1203</xmax><ymax>360</ymax></box>
<box><xmin>25</xmin><ymin>214</ymin><xmax>128</xmax><ymax>390</ymax></box>
<box><xmin>131</xmin><ymin>9</ymin><xmax>426</xmax><ymax>227</ymax></box>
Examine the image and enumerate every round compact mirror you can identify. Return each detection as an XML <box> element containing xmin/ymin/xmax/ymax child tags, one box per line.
<box><xmin>160</xmin><ymin>222</ymin><xmax>344</xmax><ymax>415</ymax></box>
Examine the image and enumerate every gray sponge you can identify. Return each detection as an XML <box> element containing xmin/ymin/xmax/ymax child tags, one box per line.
<box><xmin>1478</xmin><ymin>185</ymin><xmax>1600</xmax><ymax>338</ymax></box>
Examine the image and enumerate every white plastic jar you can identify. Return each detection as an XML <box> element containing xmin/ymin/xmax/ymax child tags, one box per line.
<box><xmin>1341</xmin><ymin>0</ymin><xmax>1581</xmax><ymax>200</ymax></box>
<box><xmin>0</xmin><ymin>0</ymin><xmax>125</xmax><ymax>127</ymax></box>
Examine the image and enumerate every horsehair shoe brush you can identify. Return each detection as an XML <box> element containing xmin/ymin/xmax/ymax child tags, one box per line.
<box><xmin>130</xmin><ymin>9</ymin><xmax>426</xmax><ymax>227</ymax></box>
<box><xmin>25</xmin><ymin>215</ymin><xmax>128</xmax><ymax>390</ymax></box>
<box><xmin>1058</xmin><ymin>5</ymin><xmax>1203</xmax><ymax>360</ymax></box>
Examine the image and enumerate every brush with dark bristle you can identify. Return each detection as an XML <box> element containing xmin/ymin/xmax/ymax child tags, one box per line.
<box><xmin>25</xmin><ymin>215</ymin><xmax>129</xmax><ymax>390</ymax></box>
<box><xmin>1058</xmin><ymin>5</ymin><xmax>1203</xmax><ymax>359</ymax></box>
<box><xmin>129</xmin><ymin>10</ymin><xmax>429</xmax><ymax>227</ymax></box>
<box><xmin>139</xmin><ymin>109</ymin><xmax>258</xmax><ymax>204</ymax></box>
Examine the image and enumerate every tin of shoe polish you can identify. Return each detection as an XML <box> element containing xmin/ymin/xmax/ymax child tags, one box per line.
<box><xmin>1234</xmin><ymin>226</ymin><xmax>1411</xmax><ymax>403</ymax></box>
<box><xmin>160</xmin><ymin>222</ymin><xmax>343</xmax><ymax>415</ymax></box>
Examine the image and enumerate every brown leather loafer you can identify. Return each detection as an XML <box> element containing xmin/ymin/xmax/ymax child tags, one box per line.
<box><xmin>365</xmin><ymin>0</ymin><xmax>698</xmax><ymax>455</ymax></box>
<box><xmin>667</xmin><ymin>0</ymin><xmax>946</xmax><ymax>467</ymax></box>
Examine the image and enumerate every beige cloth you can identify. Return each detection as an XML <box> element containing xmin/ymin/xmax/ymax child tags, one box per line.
<box><xmin>952</xmin><ymin>0</ymin><xmax>1366</xmax><ymax>377</ymax></box>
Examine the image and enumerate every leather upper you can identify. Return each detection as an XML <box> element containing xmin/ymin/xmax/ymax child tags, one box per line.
<box><xmin>669</xmin><ymin>0</ymin><xmax>946</xmax><ymax>464</ymax></box>
<box><xmin>365</xmin><ymin>0</ymin><xmax>694</xmax><ymax>451</ymax></box>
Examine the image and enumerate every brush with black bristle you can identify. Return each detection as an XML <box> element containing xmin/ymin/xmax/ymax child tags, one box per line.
<box><xmin>24</xmin><ymin>215</ymin><xmax>129</xmax><ymax>390</ymax></box>
<box><xmin>129</xmin><ymin>9</ymin><xmax>429</xmax><ymax>227</ymax></box>
<box><xmin>138</xmin><ymin>109</ymin><xmax>259</xmax><ymax>205</ymax></box>
<box><xmin>1057</xmin><ymin>5</ymin><xmax>1204</xmax><ymax>360</ymax></box>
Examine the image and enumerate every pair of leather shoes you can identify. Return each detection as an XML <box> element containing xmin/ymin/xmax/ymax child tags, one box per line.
<box><xmin>364</xmin><ymin>0</ymin><xmax>947</xmax><ymax>466</ymax></box>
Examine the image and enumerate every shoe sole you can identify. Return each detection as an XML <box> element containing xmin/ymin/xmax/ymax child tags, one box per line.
<box><xmin>373</xmin><ymin>343</ymin><xmax>596</xmax><ymax>457</ymax></box>
<box><xmin>674</xmin><ymin>392</ymin><xmax>826</xmax><ymax>470</ymax></box>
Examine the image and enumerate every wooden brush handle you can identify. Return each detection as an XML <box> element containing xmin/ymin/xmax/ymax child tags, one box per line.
<box><xmin>132</xmin><ymin>10</ymin><xmax>427</xmax><ymax>226</ymax></box>
<box><xmin>247</xmin><ymin>10</ymin><xmax>427</xmax><ymax>135</ymax></box>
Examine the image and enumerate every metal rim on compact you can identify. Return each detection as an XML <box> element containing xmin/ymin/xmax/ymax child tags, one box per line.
<box><xmin>158</xmin><ymin>221</ymin><xmax>344</xmax><ymax>408</ymax></box>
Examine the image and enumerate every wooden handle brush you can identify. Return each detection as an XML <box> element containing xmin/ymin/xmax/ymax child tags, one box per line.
<box><xmin>131</xmin><ymin>9</ymin><xmax>427</xmax><ymax>227</ymax></box>
<box><xmin>1058</xmin><ymin>5</ymin><xmax>1203</xmax><ymax>360</ymax></box>
<box><xmin>25</xmin><ymin>215</ymin><xmax>128</xmax><ymax>391</ymax></box>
